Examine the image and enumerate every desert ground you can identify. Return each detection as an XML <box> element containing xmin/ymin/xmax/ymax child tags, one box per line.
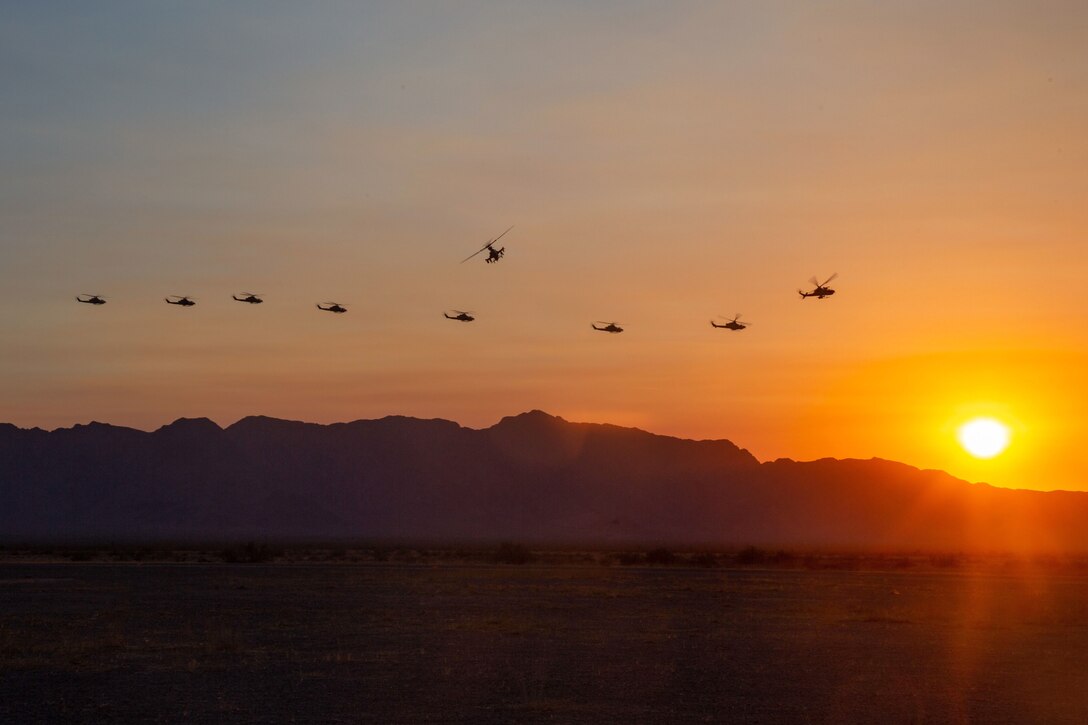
<box><xmin>3</xmin><ymin>551</ymin><xmax>1088</xmax><ymax>723</ymax></box>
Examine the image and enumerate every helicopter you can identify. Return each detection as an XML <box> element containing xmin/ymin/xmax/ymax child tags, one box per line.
<box><xmin>76</xmin><ymin>294</ymin><xmax>106</xmax><ymax>305</ymax></box>
<box><xmin>799</xmin><ymin>273</ymin><xmax>838</xmax><ymax>299</ymax></box>
<box><xmin>232</xmin><ymin>293</ymin><xmax>264</xmax><ymax>304</ymax></box>
<box><xmin>592</xmin><ymin>321</ymin><xmax>624</xmax><ymax>334</ymax></box>
<box><xmin>165</xmin><ymin>295</ymin><xmax>196</xmax><ymax>307</ymax></box>
<box><xmin>316</xmin><ymin>302</ymin><xmax>348</xmax><ymax>314</ymax></box>
<box><xmin>444</xmin><ymin>310</ymin><xmax>475</xmax><ymax>322</ymax></box>
<box><xmin>710</xmin><ymin>314</ymin><xmax>750</xmax><ymax>331</ymax></box>
<box><xmin>461</xmin><ymin>226</ymin><xmax>514</xmax><ymax>264</ymax></box>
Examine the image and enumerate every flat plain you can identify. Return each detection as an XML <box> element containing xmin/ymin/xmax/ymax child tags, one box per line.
<box><xmin>3</xmin><ymin>558</ymin><xmax>1088</xmax><ymax>723</ymax></box>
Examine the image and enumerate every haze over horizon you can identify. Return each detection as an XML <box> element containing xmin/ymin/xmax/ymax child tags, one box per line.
<box><xmin>3</xmin><ymin>2</ymin><xmax>1087</xmax><ymax>491</ymax></box>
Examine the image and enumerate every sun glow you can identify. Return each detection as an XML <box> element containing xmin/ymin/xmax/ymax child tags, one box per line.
<box><xmin>957</xmin><ymin>417</ymin><xmax>1011</xmax><ymax>459</ymax></box>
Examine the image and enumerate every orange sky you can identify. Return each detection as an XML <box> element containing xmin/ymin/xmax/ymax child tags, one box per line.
<box><xmin>2</xmin><ymin>2</ymin><xmax>1087</xmax><ymax>490</ymax></box>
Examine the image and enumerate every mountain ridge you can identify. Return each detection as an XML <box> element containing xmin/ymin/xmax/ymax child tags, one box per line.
<box><xmin>1</xmin><ymin>411</ymin><xmax>1083</xmax><ymax>550</ymax></box>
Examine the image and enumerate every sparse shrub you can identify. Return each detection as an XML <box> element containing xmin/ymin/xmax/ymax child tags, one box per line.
<box><xmin>930</xmin><ymin>553</ymin><xmax>963</xmax><ymax>569</ymax></box>
<box><xmin>689</xmin><ymin>552</ymin><xmax>719</xmax><ymax>568</ymax></box>
<box><xmin>769</xmin><ymin>549</ymin><xmax>797</xmax><ymax>565</ymax></box>
<box><xmin>492</xmin><ymin>542</ymin><xmax>535</xmax><ymax>565</ymax></box>
<box><xmin>615</xmin><ymin>552</ymin><xmax>642</xmax><ymax>566</ymax></box>
<box><xmin>736</xmin><ymin>546</ymin><xmax>767</xmax><ymax>565</ymax></box>
<box><xmin>325</xmin><ymin>547</ymin><xmax>348</xmax><ymax>561</ymax></box>
<box><xmin>220</xmin><ymin>542</ymin><xmax>282</xmax><ymax>563</ymax></box>
<box><xmin>644</xmin><ymin>548</ymin><xmax>677</xmax><ymax>565</ymax></box>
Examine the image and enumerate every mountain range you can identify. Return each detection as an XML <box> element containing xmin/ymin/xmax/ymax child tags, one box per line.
<box><xmin>1</xmin><ymin>410</ymin><xmax>1085</xmax><ymax>551</ymax></box>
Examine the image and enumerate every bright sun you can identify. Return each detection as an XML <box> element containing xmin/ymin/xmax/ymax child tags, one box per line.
<box><xmin>957</xmin><ymin>417</ymin><xmax>1011</xmax><ymax>459</ymax></box>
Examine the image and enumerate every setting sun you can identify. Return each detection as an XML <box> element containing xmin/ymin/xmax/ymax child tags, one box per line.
<box><xmin>957</xmin><ymin>418</ymin><xmax>1011</xmax><ymax>459</ymax></box>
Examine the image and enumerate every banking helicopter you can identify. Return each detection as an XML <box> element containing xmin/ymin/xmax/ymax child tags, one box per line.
<box><xmin>444</xmin><ymin>310</ymin><xmax>475</xmax><ymax>322</ymax></box>
<box><xmin>232</xmin><ymin>293</ymin><xmax>264</xmax><ymax>304</ymax></box>
<box><xmin>316</xmin><ymin>302</ymin><xmax>348</xmax><ymax>314</ymax></box>
<box><xmin>165</xmin><ymin>295</ymin><xmax>196</xmax><ymax>307</ymax></box>
<box><xmin>76</xmin><ymin>294</ymin><xmax>106</xmax><ymax>305</ymax></box>
<box><xmin>799</xmin><ymin>274</ymin><xmax>837</xmax><ymax>299</ymax></box>
<box><xmin>461</xmin><ymin>226</ymin><xmax>514</xmax><ymax>264</ymax></box>
<box><xmin>710</xmin><ymin>314</ymin><xmax>750</xmax><ymax>331</ymax></box>
<box><xmin>592</xmin><ymin>321</ymin><xmax>624</xmax><ymax>334</ymax></box>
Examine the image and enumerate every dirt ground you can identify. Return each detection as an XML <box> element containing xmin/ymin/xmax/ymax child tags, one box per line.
<box><xmin>2</xmin><ymin>561</ymin><xmax>1088</xmax><ymax>723</ymax></box>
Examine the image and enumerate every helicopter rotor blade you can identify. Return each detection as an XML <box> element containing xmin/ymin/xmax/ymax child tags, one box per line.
<box><xmin>460</xmin><ymin>244</ymin><xmax>492</xmax><ymax>263</ymax></box>
<box><xmin>822</xmin><ymin>273</ymin><xmax>838</xmax><ymax>286</ymax></box>
<box><xmin>489</xmin><ymin>225</ymin><xmax>514</xmax><ymax>245</ymax></box>
<box><xmin>808</xmin><ymin>277</ymin><xmax>819</xmax><ymax>287</ymax></box>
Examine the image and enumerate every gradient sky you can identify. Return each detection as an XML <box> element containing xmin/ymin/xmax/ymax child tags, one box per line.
<box><xmin>2</xmin><ymin>1</ymin><xmax>1087</xmax><ymax>490</ymax></box>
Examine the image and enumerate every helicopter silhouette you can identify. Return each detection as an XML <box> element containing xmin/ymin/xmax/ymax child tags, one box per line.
<box><xmin>592</xmin><ymin>321</ymin><xmax>624</xmax><ymax>334</ymax></box>
<box><xmin>165</xmin><ymin>295</ymin><xmax>196</xmax><ymax>307</ymax></box>
<box><xmin>316</xmin><ymin>302</ymin><xmax>348</xmax><ymax>314</ymax></box>
<box><xmin>76</xmin><ymin>294</ymin><xmax>106</xmax><ymax>305</ymax></box>
<box><xmin>799</xmin><ymin>274</ymin><xmax>838</xmax><ymax>299</ymax></box>
<box><xmin>461</xmin><ymin>226</ymin><xmax>514</xmax><ymax>264</ymax></box>
<box><xmin>232</xmin><ymin>293</ymin><xmax>264</xmax><ymax>304</ymax></box>
<box><xmin>444</xmin><ymin>310</ymin><xmax>475</xmax><ymax>322</ymax></box>
<box><xmin>710</xmin><ymin>314</ymin><xmax>750</xmax><ymax>331</ymax></box>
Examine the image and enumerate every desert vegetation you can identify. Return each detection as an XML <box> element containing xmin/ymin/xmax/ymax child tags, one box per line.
<box><xmin>1</xmin><ymin>542</ymin><xmax>1086</xmax><ymax>575</ymax></box>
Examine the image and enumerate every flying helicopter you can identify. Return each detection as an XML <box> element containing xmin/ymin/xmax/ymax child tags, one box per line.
<box><xmin>444</xmin><ymin>310</ymin><xmax>475</xmax><ymax>322</ymax></box>
<box><xmin>76</xmin><ymin>294</ymin><xmax>106</xmax><ymax>305</ymax></box>
<box><xmin>592</xmin><ymin>321</ymin><xmax>624</xmax><ymax>334</ymax></box>
<box><xmin>232</xmin><ymin>293</ymin><xmax>263</xmax><ymax>304</ymax></box>
<box><xmin>461</xmin><ymin>226</ymin><xmax>514</xmax><ymax>264</ymax></box>
<box><xmin>316</xmin><ymin>302</ymin><xmax>348</xmax><ymax>314</ymax></box>
<box><xmin>165</xmin><ymin>295</ymin><xmax>196</xmax><ymax>307</ymax></box>
<box><xmin>710</xmin><ymin>314</ymin><xmax>750</xmax><ymax>331</ymax></box>
<box><xmin>799</xmin><ymin>274</ymin><xmax>838</xmax><ymax>299</ymax></box>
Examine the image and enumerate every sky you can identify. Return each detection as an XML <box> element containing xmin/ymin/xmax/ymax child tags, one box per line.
<box><xmin>2</xmin><ymin>1</ymin><xmax>1087</xmax><ymax>490</ymax></box>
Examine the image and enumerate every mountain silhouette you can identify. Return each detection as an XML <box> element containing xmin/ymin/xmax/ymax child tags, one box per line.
<box><xmin>1</xmin><ymin>410</ymin><xmax>1086</xmax><ymax>550</ymax></box>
